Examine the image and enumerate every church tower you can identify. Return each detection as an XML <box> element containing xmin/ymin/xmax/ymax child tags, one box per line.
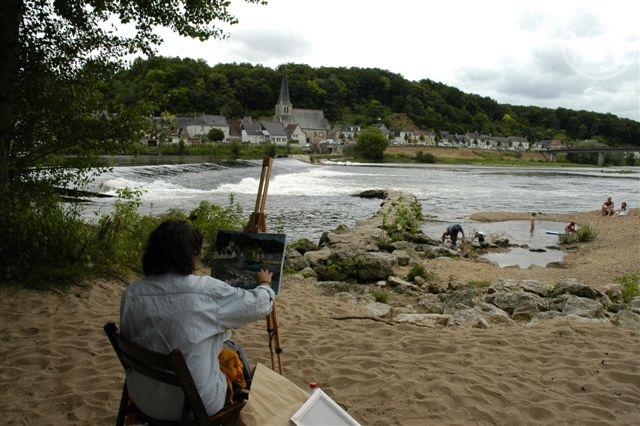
<box><xmin>275</xmin><ymin>68</ymin><xmax>293</xmax><ymax>123</ymax></box>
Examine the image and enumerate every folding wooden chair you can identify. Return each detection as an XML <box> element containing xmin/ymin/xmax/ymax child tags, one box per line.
<box><xmin>104</xmin><ymin>322</ymin><xmax>245</xmax><ymax>426</ymax></box>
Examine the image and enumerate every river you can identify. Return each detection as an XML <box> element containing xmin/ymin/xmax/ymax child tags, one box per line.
<box><xmin>84</xmin><ymin>159</ymin><xmax>639</xmax><ymax>243</ymax></box>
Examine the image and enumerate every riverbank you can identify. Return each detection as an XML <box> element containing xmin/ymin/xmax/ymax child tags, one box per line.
<box><xmin>1</xmin><ymin>196</ymin><xmax>639</xmax><ymax>425</ymax></box>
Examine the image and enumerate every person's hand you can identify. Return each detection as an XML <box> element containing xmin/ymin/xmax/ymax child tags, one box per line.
<box><xmin>256</xmin><ymin>268</ymin><xmax>273</xmax><ymax>285</ymax></box>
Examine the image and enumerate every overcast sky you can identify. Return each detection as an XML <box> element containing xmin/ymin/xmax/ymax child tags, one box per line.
<box><xmin>154</xmin><ymin>0</ymin><xmax>639</xmax><ymax>120</ymax></box>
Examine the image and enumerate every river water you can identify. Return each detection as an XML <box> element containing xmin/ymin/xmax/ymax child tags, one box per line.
<box><xmin>84</xmin><ymin>159</ymin><xmax>639</xmax><ymax>244</ymax></box>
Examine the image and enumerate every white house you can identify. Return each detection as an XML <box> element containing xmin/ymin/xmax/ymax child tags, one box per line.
<box><xmin>286</xmin><ymin>123</ymin><xmax>306</xmax><ymax>144</ymax></box>
<box><xmin>176</xmin><ymin>114</ymin><xmax>229</xmax><ymax>141</ymax></box>
<box><xmin>260</xmin><ymin>121</ymin><xmax>288</xmax><ymax>145</ymax></box>
<box><xmin>241</xmin><ymin>118</ymin><xmax>265</xmax><ymax>144</ymax></box>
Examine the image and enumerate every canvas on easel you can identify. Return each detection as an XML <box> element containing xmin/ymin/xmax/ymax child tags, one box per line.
<box><xmin>211</xmin><ymin>230</ymin><xmax>286</xmax><ymax>295</ymax></box>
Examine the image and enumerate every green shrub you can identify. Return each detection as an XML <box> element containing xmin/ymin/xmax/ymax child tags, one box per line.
<box><xmin>407</xmin><ymin>264</ymin><xmax>426</xmax><ymax>282</ymax></box>
<box><xmin>559</xmin><ymin>223</ymin><xmax>598</xmax><ymax>244</ymax></box>
<box><xmin>576</xmin><ymin>224</ymin><xmax>597</xmax><ymax>242</ymax></box>
<box><xmin>316</xmin><ymin>257</ymin><xmax>363</xmax><ymax>282</ymax></box>
<box><xmin>467</xmin><ymin>279</ymin><xmax>492</xmax><ymax>288</ymax></box>
<box><xmin>371</xmin><ymin>290</ymin><xmax>389</xmax><ymax>303</ymax></box>
<box><xmin>381</xmin><ymin>197</ymin><xmax>424</xmax><ymax>241</ymax></box>
<box><xmin>187</xmin><ymin>196</ymin><xmax>245</xmax><ymax>264</ymax></box>
<box><xmin>415</xmin><ymin>151</ymin><xmax>435</xmax><ymax>163</ymax></box>
<box><xmin>615</xmin><ymin>272</ymin><xmax>640</xmax><ymax>303</ymax></box>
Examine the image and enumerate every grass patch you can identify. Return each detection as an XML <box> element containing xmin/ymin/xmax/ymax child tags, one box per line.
<box><xmin>407</xmin><ymin>264</ymin><xmax>426</xmax><ymax>282</ymax></box>
<box><xmin>559</xmin><ymin>223</ymin><xmax>598</xmax><ymax>244</ymax></box>
<box><xmin>615</xmin><ymin>271</ymin><xmax>640</xmax><ymax>303</ymax></box>
<box><xmin>467</xmin><ymin>279</ymin><xmax>492</xmax><ymax>288</ymax></box>
<box><xmin>370</xmin><ymin>290</ymin><xmax>389</xmax><ymax>304</ymax></box>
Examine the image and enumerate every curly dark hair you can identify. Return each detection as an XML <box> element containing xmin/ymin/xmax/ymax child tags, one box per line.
<box><xmin>142</xmin><ymin>219</ymin><xmax>204</xmax><ymax>276</ymax></box>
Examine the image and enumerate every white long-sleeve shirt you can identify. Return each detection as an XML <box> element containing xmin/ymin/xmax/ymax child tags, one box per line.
<box><xmin>120</xmin><ymin>273</ymin><xmax>274</xmax><ymax>420</ymax></box>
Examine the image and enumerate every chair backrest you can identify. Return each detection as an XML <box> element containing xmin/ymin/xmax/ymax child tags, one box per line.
<box><xmin>104</xmin><ymin>322</ymin><xmax>210</xmax><ymax>424</ymax></box>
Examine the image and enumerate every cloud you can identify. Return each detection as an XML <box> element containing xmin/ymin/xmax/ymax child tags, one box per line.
<box><xmin>456</xmin><ymin>43</ymin><xmax>639</xmax><ymax>119</ymax></box>
<box><xmin>226</xmin><ymin>30</ymin><xmax>310</xmax><ymax>62</ymax></box>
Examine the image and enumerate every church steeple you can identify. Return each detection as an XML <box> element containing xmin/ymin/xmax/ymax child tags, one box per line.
<box><xmin>275</xmin><ymin>68</ymin><xmax>293</xmax><ymax>122</ymax></box>
<box><xmin>278</xmin><ymin>68</ymin><xmax>290</xmax><ymax>104</ymax></box>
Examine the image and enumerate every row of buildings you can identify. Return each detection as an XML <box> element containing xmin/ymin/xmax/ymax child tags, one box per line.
<box><xmin>144</xmin><ymin>71</ymin><xmax>564</xmax><ymax>153</ymax></box>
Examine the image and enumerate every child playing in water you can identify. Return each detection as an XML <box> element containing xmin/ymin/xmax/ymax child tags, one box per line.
<box><xmin>529</xmin><ymin>212</ymin><xmax>537</xmax><ymax>235</ymax></box>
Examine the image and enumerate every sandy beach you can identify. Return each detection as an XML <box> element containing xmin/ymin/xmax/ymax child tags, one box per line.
<box><xmin>1</xmin><ymin>210</ymin><xmax>639</xmax><ymax>425</ymax></box>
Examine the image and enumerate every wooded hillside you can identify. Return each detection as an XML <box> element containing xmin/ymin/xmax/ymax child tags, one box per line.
<box><xmin>105</xmin><ymin>57</ymin><xmax>640</xmax><ymax>146</ymax></box>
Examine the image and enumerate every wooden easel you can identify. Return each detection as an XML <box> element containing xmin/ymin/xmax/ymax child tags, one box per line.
<box><xmin>244</xmin><ymin>156</ymin><xmax>283</xmax><ymax>375</ymax></box>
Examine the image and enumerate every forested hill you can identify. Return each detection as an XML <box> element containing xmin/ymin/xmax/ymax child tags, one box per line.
<box><xmin>105</xmin><ymin>56</ymin><xmax>640</xmax><ymax>146</ymax></box>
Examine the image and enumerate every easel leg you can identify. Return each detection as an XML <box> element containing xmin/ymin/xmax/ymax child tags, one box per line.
<box><xmin>266</xmin><ymin>303</ymin><xmax>283</xmax><ymax>375</ymax></box>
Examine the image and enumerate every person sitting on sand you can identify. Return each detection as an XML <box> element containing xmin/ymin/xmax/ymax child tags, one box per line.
<box><xmin>614</xmin><ymin>202</ymin><xmax>629</xmax><ymax>217</ymax></box>
<box><xmin>120</xmin><ymin>219</ymin><xmax>274</xmax><ymax>421</ymax></box>
<box><xmin>601</xmin><ymin>196</ymin><xmax>615</xmax><ymax>216</ymax></box>
<box><xmin>565</xmin><ymin>222</ymin><xmax>577</xmax><ymax>233</ymax></box>
<box><xmin>442</xmin><ymin>223</ymin><xmax>465</xmax><ymax>245</ymax></box>
<box><xmin>529</xmin><ymin>212</ymin><xmax>537</xmax><ymax>235</ymax></box>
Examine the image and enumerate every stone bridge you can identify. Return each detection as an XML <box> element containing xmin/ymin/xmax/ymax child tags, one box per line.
<box><xmin>542</xmin><ymin>147</ymin><xmax>640</xmax><ymax>166</ymax></box>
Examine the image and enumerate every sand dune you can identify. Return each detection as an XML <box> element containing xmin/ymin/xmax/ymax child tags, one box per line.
<box><xmin>1</xmin><ymin>274</ymin><xmax>639</xmax><ymax>425</ymax></box>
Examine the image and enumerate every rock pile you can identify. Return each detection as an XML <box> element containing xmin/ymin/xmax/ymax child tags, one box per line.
<box><xmin>284</xmin><ymin>190</ymin><xmax>640</xmax><ymax>329</ymax></box>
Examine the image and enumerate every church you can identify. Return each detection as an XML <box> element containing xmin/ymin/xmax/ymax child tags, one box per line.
<box><xmin>274</xmin><ymin>70</ymin><xmax>330</xmax><ymax>144</ymax></box>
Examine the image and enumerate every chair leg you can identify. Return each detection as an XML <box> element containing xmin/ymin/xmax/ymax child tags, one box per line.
<box><xmin>116</xmin><ymin>384</ymin><xmax>129</xmax><ymax>426</ymax></box>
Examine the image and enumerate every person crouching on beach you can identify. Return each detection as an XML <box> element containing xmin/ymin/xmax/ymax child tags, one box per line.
<box><xmin>565</xmin><ymin>222</ymin><xmax>577</xmax><ymax>233</ymax></box>
<box><xmin>601</xmin><ymin>196</ymin><xmax>614</xmax><ymax>216</ymax></box>
<box><xmin>442</xmin><ymin>223</ymin><xmax>465</xmax><ymax>245</ymax></box>
<box><xmin>120</xmin><ymin>219</ymin><xmax>274</xmax><ymax>421</ymax></box>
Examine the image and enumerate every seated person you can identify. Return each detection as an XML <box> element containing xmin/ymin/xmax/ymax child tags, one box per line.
<box><xmin>120</xmin><ymin>219</ymin><xmax>275</xmax><ymax>421</ymax></box>
<box><xmin>565</xmin><ymin>221</ymin><xmax>577</xmax><ymax>233</ymax></box>
<box><xmin>615</xmin><ymin>201</ymin><xmax>630</xmax><ymax>217</ymax></box>
<box><xmin>601</xmin><ymin>196</ymin><xmax>614</xmax><ymax>216</ymax></box>
<box><xmin>442</xmin><ymin>223</ymin><xmax>465</xmax><ymax>245</ymax></box>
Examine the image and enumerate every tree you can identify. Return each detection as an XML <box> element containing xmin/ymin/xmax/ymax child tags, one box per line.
<box><xmin>356</xmin><ymin>127</ymin><xmax>389</xmax><ymax>161</ymax></box>
<box><xmin>207</xmin><ymin>128</ymin><xmax>225</xmax><ymax>143</ymax></box>
<box><xmin>1</xmin><ymin>0</ymin><xmax>264</xmax><ymax>194</ymax></box>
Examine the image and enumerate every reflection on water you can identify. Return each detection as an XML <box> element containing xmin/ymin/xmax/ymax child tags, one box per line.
<box><xmin>482</xmin><ymin>247</ymin><xmax>565</xmax><ymax>268</ymax></box>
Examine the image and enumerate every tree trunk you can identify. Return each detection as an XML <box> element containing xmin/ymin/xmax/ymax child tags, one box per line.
<box><xmin>0</xmin><ymin>0</ymin><xmax>22</xmax><ymax>190</ymax></box>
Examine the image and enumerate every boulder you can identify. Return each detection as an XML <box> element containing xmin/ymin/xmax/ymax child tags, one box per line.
<box><xmin>487</xmin><ymin>279</ymin><xmax>520</xmax><ymax>294</ymax></box>
<box><xmin>413</xmin><ymin>276</ymin><xmax>426</xmax><ymax>287</ymax></box>
<box><xmin>522</xmin><ymin>280</ymin><xmax>551</xmax><ymax>297</ymax></box>
<box><xmin>485</xmin><ymin>291</ymin><xmax>545</xmax><ymax>315</ymax></box>
<box><xmin>354</xmin><ymin>189</ymin><xmax>389</xmax><ymax>199</ymax></box>
<box><xmin>318</xmin><ymin>232</ymin><xmax>340</xmax><ymax>247</ymax></box>
<box><xmin>392</xmin><ymin>250</ymin><xmax>411</xmax><ymax>266</ymax></box>
<box><xmin>417</xmin><ymin>294</ymin><xmax>444</xmax><ymax>314</ymax></box>
<box><xmin>390</xmin><ymin>241</ymin><xmax>417</xmax><ymax>252</ymax></box>
<box><xmin>447</xmin><ymin>308</ymin><xmax>489</xmax><ymax>328</ymax></box>
<box><xmin>387</xmin><ymin>276</ymin><xmax>421</xmax><ymax>294</ymax></box>
<box><xmin>314</xmin><ymin>281</ymin><xmax>352</xmax><ymax>295</ymax></box>
<box><xmin>443</xmin><ymin>288</ymin><xmax>477</xmax><ymax>314</ymax></box>
<box><xmin>334</xmin><ymin>292</ymin><xmax>356</xmax><ymax>303</ymax></box>
<box><xmin>562</xmin><ymin>295</ymin><xmax>604</xmax><ymax>318</ymax></box>
<box><xmin>533</xmin><ymin>311</ymin><xmax>564</xmax><ymax>321</ymax></box>
<box><xmin>475</xmin><ymin>302</ymin><xmax>513</xmax><ymax>325</ymax></box>
<box><xmin>392</xmin><ymin>305</ymin><xmax>416</xmax><ymax>316</ymax></box>
<box><xmin>512</xmin><ymin>301</ymin><xmax>540</xmax><ymax>321</ymax></box>
<box><xmin>303</xmin><ymin>249</ymin><xmax>331</xmax><ymax>268</ymax></box>
<box><xmin>365</xmin><ymin>302</ymin><xmax>392</xmax><ymax>318</ymax></box>
<box><xmin>629</xmin><ymin>298</ymin><xmax>640</xmax><ymax>315</ymax></box>
<box><xmin>393</xmin><ymin>313</ymin><xmax>450</xmax><ymax>327</ymax></box>
<box><xmin>357</xmin><ymin>252</ymin><xmax>396</xmax><ymax>282</ymax></box>
<box><xmin>493</xmin><ymin>238</ymin><xmax>510</xmax><ymax>247</ymax></box>
<box><xmin>288</xmin><ymin>238</ymin><xmax>318</xmax><ymax>255</ymax></box>
<box><xmin>612</xmin><ymin>310</ymin><xmax>640</xmax><ymax>328</ymax></box>
<box><xmin>299</xmin><ymin>266</ymin><xmax>317</xmax><ymax>279</ymax></box>
<box><xmin>550</xmin><ymin>278</ymin><xmax>601</xmax><ymax>299</ymax></box>
<box><xmin>425</xmin><ymin>280</ymin><xmax>447</xmax><ymax>294</ymax></box>
<box><xmin>603</xmin><ymin>284</ymin><xmax>622</xmax><ymax>301</ymax></box>
<box><xmin>284</xmin><ymin>248</ymin><xmax>309</xmax><ymax>271</ymax></box>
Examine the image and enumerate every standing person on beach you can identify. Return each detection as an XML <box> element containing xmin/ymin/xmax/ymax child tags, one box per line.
<box><xmin>529</xmin><ymin>212</ymin><xmax>537</xmax><ymax>235</ymax></box>
<box><xmin>442</xmin><ymin>224</ymin><xmax>465</xmax><ymax>245</ymax></box>
<box><xmin>120</xmin><ymin>219</ymin><xmax>275</xmax><ymax>421</ymax></box>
